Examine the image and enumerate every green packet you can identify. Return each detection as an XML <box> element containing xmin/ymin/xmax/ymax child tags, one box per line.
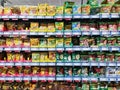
<box><xmin>80</xmin><ymin>37</ymin><xmax>89</xmax><ymax>47</ymax></box>
<box><xmin>87</xmin><ymin>0</ymin><xmax>98</xmax><ymax>6</ymax></box>
<box><xmin>105</xmin><ymin>53</ymin><xmax>115</xmax><ymax>62</ymax></box>
<box><xmin>96</xmin><ymin>52</ymin><xmax>105</xmax><ymax>61</ymax></box>
<box><xmin>107</xmin><ymin>37</ymin><xmax>116</xmax><ymax>46</ymax></box>
<box><xmin>100</xmin><ymin>4</ymin><xmax>112</xmax><ymax>13</ymax></box>
<box><xmin>82</xmin><ymin>83</ymin><xmax>89</xmax><ymax>90</ymax></box>
<box><xmin>90</xmin><ymin>6</ymin><xmax>100</xmax><ymax>15</ymax></box>
<box><xmin>64</xmin><ymin>52</ymin><xmax>72</xmax><ymax>62</ymax></box>
<box><xmin>56</xmin><ymin>67</ymin><xmax>64</xmax><ymax>76</ymax></box>
<box><xmin>115</xmin><ymin>53</ymin><xmax>120</xmax><ymax>61</ymax></box>
<box><xmin>73</xmin><ymin>67</ymin><xmax>81</xmax><ymax>76</ymax></box>
<box><xmin>81</xmin><ymin>4</ymin><xmax>90</xmax><ymax>15</ymax></box>
<box><xmin>56</xmin><ymin>52</ymin><xmax>64</xmax><ymax>62</ymax></box>
<box><xmin>72</xmin><ymin>5</ymin><xmax>81</xmax><ymax>15</ymax></box>
<box><xmin>88</xmin><ymin>52</ymin><xmax>96</xmax><ymax>61</ymax></box>
<box><xmin>72</xmin><ymin>52</ymin><xmax>80</xmax><ymax>62</ymax></box>
<box><xmin>64</xmin><ymin>1</ymin><xmax>75</xmax><ymax>8</ymax></box>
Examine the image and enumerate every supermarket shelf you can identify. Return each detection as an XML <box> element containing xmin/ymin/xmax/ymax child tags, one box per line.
<box><xmin>1</xmin><ymin>31</ymin><xmax>120</xmax><ymax>36</ymax></box>
<box><xmin>0</xmin><ymin>62</ymin><xmax>119</xmax><ymax>66</ymax></box>
<box><xmin>0</xmin><ymin>76</ymin><xmax>119</xmax><ymax>82</ymax></box>
<box><xmin>0</xmin><ymin>13</ymin><xmax>119</xmax><ymax>20</ymax></box>
<box><xmin>0</xmin><ymin>47</ymin><xmax>120</xmax><ymax>52</ymax></box>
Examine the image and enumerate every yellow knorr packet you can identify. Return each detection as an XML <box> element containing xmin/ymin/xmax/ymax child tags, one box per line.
<box><xmin>30</xmin><ymin>22</ymin><xmax>39</xmax><ymax>32</ymax></box>
<box><xmin>38</xmin><ymin>4</ymin><xmax>47</xmax><ymax>16</ymax></box>
<box><xmin>4</xmin><ymin>7</ymin><xmax>11</xmax><ymax>15</ymax></box>
<box><xmin>56</xmin><ymin>6</ymin><xmax>64</xmax><ymax>15</ymax></box>
<box><xmin>47</xmin><ymin>5</ymin><xmax>56</xmax><ymax>16</ymax></box>
<box><xmin>39</xmin><ymin>23</ymin><xmax>47</xmax><ymax>32</ymax></box>
<box><xmin>29</xmin><ymin>6</ymin><xmax>38</xmax><ymax>15</ymax></box>
<box><xmin>47</xmin><ymin>23</ymin><xmax>55</xmax><ymax>32</ymax></box>
<box><xmin>20</xmin><ymin>5</ymin><xmax>30</xmax><ymax>15</ymax></box>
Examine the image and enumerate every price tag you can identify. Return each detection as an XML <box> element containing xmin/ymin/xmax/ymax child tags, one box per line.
<box><xmin>5</xmin><ymin>63</ymin><xmax>14</xmax><ymax>66</ymax></box>
<box><xmin>37</xmin><ymin>16</ymin><xmax>44</xmax><ymax>19</ymax></box>
<box><xmin>23</xmin><ymin>77</ymin><xmax>31</xmax><ymax>81</ymax></box>
<box><xmin>56</xmin><ymin>77</ymin><xmax>64</xmax><ymax>81</ymax></box>
<box><xmin>55</xmin><ymin>15</ymin><xmax>63</xmax><ymax>19</ymax></box>
<box><xmin>0</xmin><ymin>77</ymin><xmax>5</xmax><ymax>80</ymax></box>
<box><xmin>30</xmin><ymin>63</ymin><xmax>39</xmax><ymax>66</ymax></box>
<box><xmin>2</xmin><ymin>16</ymin><xmax>8</xmax><ymax>18</ymax></box>
<box><xmin>117</xmin><ymin>62</ymin><xmax>120</xmax><ymax>66</ymax></box>
<box><xmin>40</xmin><ymin>63</ymin><xmax>47</xmax><ymax>66</ymax></box>
<box><xmin>82</xmin><ymin>62</ymin><xmax>89</xmax><ymax>66</ymax></box>
<box><xmin>0</xmin><ymin>63</ymin><xmax>5</xmax><ymax>66</ymax></box>
<box><xmin>38</xmin><ymin>32</ymin><xmax>46</xmax><ymax>35</ymax></box>
<box><xmin>48</xmin><ymin>48</ymin><xmax>55</xmax><ymax>51</ymax></box>
<box><xmin>39</xmin><ymin>77</ymin><xmax>46</xmax><ymax>80</ymax></box>
<box><xmin>90</xmin><ymin>15</ymin><xmax>99</xmax><ymax>18</ymax></box>
<box><xmin>47</xmin><ymin>32</ymin><xmax>55</xmax><ymax>35</ymax></box>
<box><xmin>15</xmin><ymin>63</ymin><xmax>22</xmax><ymax>66</ymax></box>
<box><xmin>72</xmin><ymin>31</ymin><xmax>81</xmax><ymax>35</ymax></box>
<box><xmin>64</xmin><ymin>31</ymin><xmax>72</xmax><ymax>35</ymax></box>
<box><xmin>20</xmin><ymin>32</ymin><xmax>28</xmax><ymax>35</ymax></box>
<box><xmin>91</xmin><ymin>62</ymin><xmax>98</xmax><ymax>66</ymax></box>
<box><xmin>22</xmin><ymin>48</ymin><xmax>30</xmax><ymax>51</ymax></box>
<box><xmin>4</xmin><ymin>32</ymin><xmax>12</xmax><ymax>35</ymax></box>
<box><xmin>91</xmin><ymin>47</ymin><xmax>99</xmax><ymax>51</ymax></box>
<box><xmin>64</xmin><ymin>15</ymin><xmax>72</xmax><ymax>18</ymax></box>
<box><xmin>48</xmin><ymin>63</ymin><xmax>55</xmax><ymax>66</ymax></box>
<box><xmin>82</xmin><ymin>77</ymin><xmax>89</xmax><ymax>81</ymax></box>
<box><xmin>14</xmin><ymin>48</ymin><xmax>21</xmax><ymax>51</ymax></box>
<box><xmin>23</xmin><ymin>63</ymin><xmax>30</xmax><ymax>66</ymax></box>
<box><xmin>109</xmin><ymin>78</ymin><xmax>116</xmax><ymax>81</ymax></box>
<box><xmin>6</xmin><ymin>77</ymin><xmax>14</xmax><ymax>81</ymax></box>
<box><xmin>73</xmin><ymin>77</ymin><xmax>81</xmax><ymax>81</ymax></box>
<box><xmin>101</xmin><ymin>47</ymin><xmax>108</xmax><ymax>51</ymax></box>
<box><xmin>30</xmin><ymin>32</ymin><xmax>38</xmax><ymax>35</ymax></box>
<box><xmin>56</xmin><ymin>32</ymin><xmax>63</xmax><ymax>35</ymax></box>
<box><xmin>100</xmin><ymin>77</ymin><xmax>107</xmax><ymax>81</ymax></box>
<box><xmin>27</xmin><ymin>16</ymin><xmax>36</xmax><ymax>19</ymax></box>
<box><xmin>73</xmin><ymin>47</ymin><xmax>81</xmax><ymax>51</ymax></box>
<box><xmin>56</xmin><ymin>48</ymin><xmax>64</xmax><ymax>51</ymax></box>
<box><xmin>64</xmin><ymin>77</ymin><xmax>72</xmax><ymax>81</ymax></box>
<box><xmin>91</xmin><ymin>31</ymin><xmax>100</xmax><ymax>35</ymax></box>
<box><xmin>19</xmin><ymin>15</ymin><xmax>27</xmax><ymax>18</ymax></box>
<box><xmin>101</xmin><ymin>31</ymin><xmax>110</xmax><ymax>35</ymax></box>
<box><xmin>83</xmin><ymin>47</ymin><xmax>90</xmax><ymax>51</ymax></box>
<box><xmin>100</xmin><ymin>62</ymin><xmax>106</xmax><ymax>66</ymax></box>
<box><xmin>111</xmin><ymin>31</ymin><xmax>119</xmax><ymax>35</ymax></box>
<box><xmin>47</xmin><ymin>77</ymin><xmax>55</xmax><ymax>81</ymax></box>
<box><xmin>66</xmin><ymin>48</ymin><xmax>73</xmax><ymax>51</ymax></box>
<box><xmin>4</xmin><ymin>48</ymin><xmax>12</xmax><ymax>51</ymax></box>
<box><xmin>39</xmin><ymin>48</ymin><xmax>47</xmax><ymax>51</ymax></box>
<box><xmin>0</xmin><ymin>32</ymin><xmax>3</xmax><ymax>35</ymax></box>
<box><xmin>9</xmin><ymin>15</ymin><xmax>18</xmax><ymax>18</ymax></box>
<box><xmin>32</xmin><ymin>77</ymin><xmax>38</xmax><ymax>81</ymax></box>
<box><xmin>90</xmin><ymin>78</ymin><xmax>98</xmax><ymax>81</ymax></box>
<box><xmin>65</xmin><ymin>63</ymin><xmax>72</xmax><ymax>66</ymax></box>
<box><xmin>111</xmin><ymin>13</ymin><xmax>119</xmax><ymax>18</ymax></box>
<box><xmin>13</xmin><ymin>32</ymin><xmax>19</xmax><ymax>35</ymax></box>
<box><xmin>73</xmin><ymin>63</ymin><xmax>81</xmax><ymax>66</ymax></box>
<box><xmin>101</xmin><ymin>13</ymin><xmax>110</xmax><ymax>18</ymax></box>
<box><xmin>31</xmin><ymin>48</ymin><xmax>39</xmax><ymax>51</ymax></box>
<box><xmin>56</xmin><ymin>62</ymin><xmax>64</xmax><ymax>66</ymax></box>
<box><xmin>45</xmin><ymin>16</ymin><xmax>53</xmax><ymax>19</ymax></box>
<box><xmin>117</xmin><ymin>78</ymin><xmax>120</xmax><ymax>81</ymax></box>
<box><xmin>73</xmin><ymin>15</ymin><xmax>81</xmax><ymax>18</ymax></box>
<box><xmin>108</xmin><ymin>62</ymin><xmax>116</xmax><ymax>66</ymax></box>
<box><xmin>81</xmin><ymin>15</ymin><xmax>90</xmax><ymax>18</ymax></box>
<box><xmin>82</xmin><ymin>31</ymin><xmax>90</xmax><ymax>35</ymax></box>
<box><xmin>15</xmin><ymin>77</ymin><xmax>22</xmax><ymax>81</ymax></box>
<box><xmin>111</xmin><ymin>47</ymin><xmax>119</xmax><ymax>51</ymax></box>
<box><xmin>0</xmin><ymin>47</ymin><xmax>3</xmax><ymax>51</ymax></box>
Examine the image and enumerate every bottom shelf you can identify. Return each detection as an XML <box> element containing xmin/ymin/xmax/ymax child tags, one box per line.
<box><xmin>0</xmin><ymin>81</ymin><xmax>119</xmax><ymax>90</ymax></box>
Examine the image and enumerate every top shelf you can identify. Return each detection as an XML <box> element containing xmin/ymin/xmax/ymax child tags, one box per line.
<box><xmin>0</xmin><ymin>13</ymin><xmax>120</xmax><ymax>20</ymax></box>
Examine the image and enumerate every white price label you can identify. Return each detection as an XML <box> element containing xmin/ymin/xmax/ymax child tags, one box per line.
<box><xmin>83</xmin><ymin>47</ymin><xmax>90</xmax><ymax>51</ymax></box>
<box><xmin>65</xmin><ymin>63</ymin><xmax>72</xmax><ymax>66</ymax></box>
<box><xmin>0</xmin><ymin>63</ymin><xmax>5</xmax><ymax>66</ymax></box>
<box><xmin>47</xmin><ymin>32</ymin><xmax>55</xmax><ymax>35</ymax></box>
<box><xmin>100</xmin><ymin>78</ymin><xmax>107</xmax><ymax>81</ymax></box>
<box><xmin>30</xmin><ymin>63</ymin><xmax>39</xmax><ymax>66</ymax></box>
<box><xmin>45</xmin><ymin>16</ymin><xmax>53</xmax><ymax>19</ymax></box>
<box><xmin>14</xmin><ymin>48</ymin><xmax>21</xmax><ymax>51</ymax></box>
<box><xmin>19</xmin><ymin>15</ymin><xmax>27</xmax><ymax>18</ymax></box>
<box><xmin>27</xmin><ymin>16</ymin><xmax>36</xmax><ymax>18</ymax></box>
<box><xmin>23</xmin><ymin>77</ymin><xmax>31</xmax><ymax>80</ymax></box>
<box><xmin>5</xmin><ymin>63</ymin><xmax>14</xmax><ymax>66</ymax></box>
<box><xmin>73</xmin><ymin>15</ymin><xmax>81</xmax><ymax>18</ymax></box>
<box><xmin>73</xmin><ymin>48</ymin><xmax>81</xmax><ymax>51</ymax></box>
<box><xmin>109</xmin><ymin>78</ymin><xmax>116</xmax><ymax>81</ymax></box>
<box><xmin>30</xmin><ymin>32</ymin><xmax>38</xmax><ymax>35</ymax></box>
<box><xmin>40</xmin><ymin>63</ymin><xmax>47</xmax><ymax>66</ymax></box>
<box><xmin>6</xmin><ymin>77</ymin><xmax>14</xmax><ymax>81</ymax></box>
<box><xmin>0</xmin><ymin>48</ymin><xmax>3</xmax><ymax>51</ymax></box>
<box><xmin>111</xmin><ymin>13</ymin><xmax>119</xmax><ymax>18</ymax></box>
<box><xmin>91</xmin><ymin>62</ymin><xmax>98</xmax><ymax>66</ymax></box>
<box><xmin>15</xmin><ymin>77</ymin><xmax>22</xmax><ymax>81</ymax></box>
<box><xmin>73</xmin><ymin>77</ymin><xmax>80</xmax><ymax>81</ymax></box>
<box><xmin>64</xmin><ymin>77</ymin><xmax>72</xmax><ymax>81</ymax></box>
<box><xmin>102</xmin><ymin>31</ymin><xmax>110</xmax><ymax>35</ymax></box>
<box><xmin>108</xmin><ymin>63</ymin><xmax>116</xmax><ymax>66</ymax></box>
<box><xmin>2</xmin><ymin>16</ymin><xmax>8</xmax><ymax>18</ymax></box>
<box><xmin>31</xmin><ymin>48</ymin><xmax>39</xmax><ymax>51</ymax></box>
<box><xmin>92</xmin><ymin>31</ymin><xmax>100</xmax><ymax>35</ymax></box>
<box><xmin>56</xmin><ymin>48</ymin><xmax>64</xmax><ymax>51</ymax></box>
<box><xmin>39</xmin><ymin>48</ymin><xmax>47</xmax><ymax>51</ymax></box>
<box><xmin>111</xmin><ymin>31</ymin><xmax>119</xmax><ymax>35</ymax></box>
<box><xmin>47</xmin><ymin>77</ymin><xmax>55</xmax><ymax>80</ymax></box>
<box><xmin>57</xmin><ymin>63</ymin><xmax>64</xmax><ymax>66</ymax></box>
<box><xmin>73</xmin><ymin>63</ymin><xmax>81</xmax><ymax>66</ymax></box>
<box><xmin>82</xmin><ymin>78</ymin><xmax>89</xmax><ymax>81</ymax></box>
<box><xmin>82</xmin><ymin>15</ymin><xmax>90</xmax><ymax>18</ymax></box>
<box><xmin>101</xmin><ymin>47</ymin><xmax>108</xmax><ymax>51</ymax></box>
<box><xmin>20</xmin><ymin>32</ymin><xmax>28</xmax><ymax>35</ymax></box>
<box><xmin>90</xmin><ymin>15</ymin><xmax>99</xmax><ymax>18</ymax></box>
<box><xmin>0</xmin><ymin>77</ymin><xmax>5</xmax><ymax>80</ymax></box>
<box><xmin>13</xmin><ymin>32</ymin><xmax>19</xmax><ymax>35</ymax></box>
<box><xmin>4</xmin><ymin>32</ymin><xmax>12</xmax><ymax>35</ymax></box>
<box><xmin>117</xmin><ymin>63</ymin><xmax>120</xmax><ymax>66</ymax></box>
<box><xmin>82</xmin><ymin>31</ymin><xmax>90</xmax><ymax>35</ymax></box>
<box><xmin>39</xmin><ymin>77</ymin><xmax>46</xmax><ymax>80</ymax></box>
<box><xmin>100</xmin><ymin>62</ymin><xmax>106</xmax><ymax>66</ymax></box>
<box><xmin>0</xmin><ymin>32</ymin><xmax>3</xmax><ymax>35</ymax></box>
<box><xmin>64</xmin><ymin>32</ymin><xmax>72</xmax><ymax>35</ymax></box>
<box><xmin>64</xmin><ymin>15</ymin><xmax>72</xmax><ymax>18</ymax></box>
<box><xmin>102</xmin><ymin>14</ymin><xmax>110</xmax><ymax>18</ymax></box>
<box><xmin>90</xmin><ymin>78</ymin><xmax>98</xmax><ymax>81</ymax></box>
<box><xmin>91</xmin><ymin>47</ymin><xmax>99</xmax><ymax>51</ymax></box>
<box><xmin>5</xmin><ymin>48</ymin><xmax>12</xmax><ymax>51</ymax></box>
<box><xmin>38</xmin><ymin>32</ymin><xmax>46</xmax><ymax>35</ymax></box>
<box><xmin>66</xmin><ymin>48</ymin><xmax>72</xmax><ymax>51</ymax></box>
<box><xmin>48</xmin><ymin>48</ymin><xmax>55</xmax><ymax>51</ymax></box>
<box><xmin>9</xmin><ymin>15</ymin><xmax>18</xmax><ymax>18</ymax></box>
<box><xmin>55</xmin><ymin>15</ymin><xmax>63</xmax><ymax>18</ymax></box>
<box><xmin>15</xmin><ymin>63</ymin><xmax>22</xmax><ymax>66</ymax></box>
<box><xmin>22</xmin><ymin>48</ymin><xmax>30</xmax><ymax>51</ymax></box>
<box><xmin>56</xmin><ymin>77</ymin><xmax>64</xmax><ymax>80</ymax></box>
<box><xmin>32</xmin><ymin>77</ymin><xmax>38</xmax><ymax>81</ymax></box>
<box><xmin>111</xmin><ymin>47</ymin><xmax>119</xmax><ymax>51</ymax></box>
<box><xmin>48</xmin><ymin>63</ymin><xmax>55</xmax><ymax>66</ymax></box>
<box><xmin>56</xmin><ymin>32</ymin><xmax>63</xmax><ymax>35</ymax></box>
<box><xmin>23</xmin><ymin>63</ymin><xmax>30</xmax><ymax>66</ymax></box>
<box><xmin>37</xmin><ymin>16</ymin><xmax>44</xmax><ymax>19</ymax></box>
<box><xmin>82</xmin><ymin>62</ymin><xmax>89</xmax><ymax>66</ymax></box>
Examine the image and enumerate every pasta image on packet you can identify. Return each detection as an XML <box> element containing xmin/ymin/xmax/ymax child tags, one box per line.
<box><xmin>29</xmin><ymin>6</ymin><xmax>38</xmax><ymax>15</ymax></box>
<box><xmin>20</xmin><ymin>5</ymin><xmax>30</xmax><ymax>15</ymax></box>
<box><xmin>39</xmin><ymin>38</ymin><xmax>47</xmax><ymax>48</ymax></box>
<box><xmin>47</xmin><ymin>23</ymin><xmax>55</xmax><ymax>32</ymax></box>
<box><xmin>40</xmin><ymin>52</ymin><xmax>48</xmax><ymax>62</ymax></box>
<box><xmin>56</xmin><ymin>6</ymin><xmax>64</xmax><ymax>15</ymax></box>
<box><xmin>47</xmin><ymin>38</ymin><xmax>56</xmax><ymax>48</ymax></box>
<box><xmin>32</xmin><ymin>53</ymin><xmax>40</xmax><ymax>62</ymax></box>
<box><xmin>30</xmin><ymin>38</ymin><xmax>39</xmax><ymax>47</ymax></box>
<box><xmin>55</xmin><ymin>22</ymin><xmax>64</xmax><ymax>31</ymax></box>
<box><xmin>72</xmin><ymin>5</ymin><xmax>81</xmax><ymax>15</ymax></box>
<box><xmin>30</xmin><ymin>22</ymin><xmax>39</xmax><ymax>32</ymax></box>
<box><xmin>56</xmin><ymin>38</ymin><xmax>64</xmax><ymax>47</ymax></box>
<box><xmin>47</xmin><ymin>5</ymin><xmax>56</xmax><ymax>16</ymax></box>
<box><xmin>48</xmin><ymin>52</ymin><xmax>56</xmax><ymax>62</ymax></box>
<box><xmin>38</xmin><ymin>4</ymin><xmax>47</xmax><ymax>16</ymax></box>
